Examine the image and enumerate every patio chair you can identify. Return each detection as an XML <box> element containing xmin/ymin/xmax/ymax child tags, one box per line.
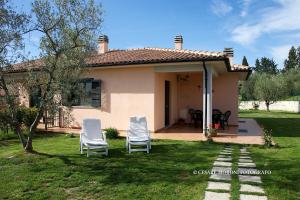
<box><xmin>80</xmin><ymin>118</ymin><xmax>109</xmax><ymax>157</ymax></box>
<box><xmin>212</xmin><ymin>109</ymin><xmax>222</xmax><ymax>127</ymax></box>
<box><xmin>220</xmin><ymin>110</ymin><xmax>231</xmax><ymax>130</ymax></box>
<box><xmin>126</xmin><ymin>116</ymin><xmax>151</xmax><ymax>153</ymax></box>
<box><xmin>191</xmin><ymin>110</ymin><xmax>203</xmax><ymax>128</ymax></box>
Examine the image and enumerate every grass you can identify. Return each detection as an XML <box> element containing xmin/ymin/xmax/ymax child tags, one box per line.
<box><xmin>1</xmin><ymin>110</ymin><xmax>300</xmax><ymax>199</ymax></box>
<box><xmin>0</xmin><ymin>133</ymin><xmax>223</xmax><ymax>200</ymax></box>
<box><xmin>240</xmin><ymin>110</ymin><xmax>300</xmax><ymax>200</ymax></box>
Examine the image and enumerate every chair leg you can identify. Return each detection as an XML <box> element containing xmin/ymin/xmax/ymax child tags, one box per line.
<box><xmin>105</xmin><ymin>148</ymin><xmax>108</xmax><ymax>156</ymax></box>
<box><xmin>80</xmin><ymin>143</ymin><xmax>83</xmax><ymax>154</ymax></box>
<box><xmin>87</xmin><ymin>148</ymin><xmax>90</xmax><ymax>157</ymax></box>
<box><xmin>147</xmin><ymin>143</ymin><xmax>149</xmax><ymax>154</ymax></box>
<box><xmin>128</xmin><ymin>143</ymin><xmax>131</xmax><ymax>154</ymax></box>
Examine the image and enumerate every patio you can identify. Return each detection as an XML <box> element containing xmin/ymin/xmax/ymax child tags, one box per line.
<box><xmin>38</xmin><ymin>118</ymin><xmax>264</xmax><ymax>145</ymax></box>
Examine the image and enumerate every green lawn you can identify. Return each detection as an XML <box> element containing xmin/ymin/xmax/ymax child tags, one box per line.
<box><xmin>240</xmin><ymin>110</ymin><xmax>300</xmax><ymax>200</ymax></box>
<box><xmin>0</xmin><ymin>133</ymin><xmax>223</xmax><ymax>200</ymax></box>
<box><xmin>1</xmin><ymin>110</ymin><xmax>300</xmax><ymax>199</ymax></box>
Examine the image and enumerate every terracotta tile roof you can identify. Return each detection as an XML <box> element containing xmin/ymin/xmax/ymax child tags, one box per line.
<box><xmin>10</xmin><ymin>48</ymin><xmax>249</xmax><ymax>72</ymax></box>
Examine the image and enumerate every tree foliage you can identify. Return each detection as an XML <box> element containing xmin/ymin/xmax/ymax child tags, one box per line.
<box><xmin>0</xmin><ymin>0</ymin><xmax>29</xmax><ymax>146</ymax></box>
<box><xmin>242</xmin><ymin>56</ymin><xmax>249</xmax><ymax>66</ymax></box>
<box><xmin>254</xmin><ymin>73</ymin><xmax>288</xmax><ymax>111</ymax></box>
<box><xmin>283</xmin><ymin>46</ymin><xmax>299</xmax><ymax>72</ymax></box>
<box><xmin>1</xmin><ymin>0</ymin><xmax>103</xmax><ymax>152</ymax></box>
<box><xmin>240</xmin><ymin>74</ymin><xmax>257</xmax><ymax>101</ymax></box>
<box><xmin>21</xmin><ymin>0</ymin><xmax>103</xmax><ymax>151</ymax></box>
<box><xmin>254</xmin><ymin>57</ymin><xmax>278</xmax><ymax>74</ymax></box>
<box><xmin>283</xmin><ymin>68</ymin><xmax>300</xmax><ymax>96</ymax></box>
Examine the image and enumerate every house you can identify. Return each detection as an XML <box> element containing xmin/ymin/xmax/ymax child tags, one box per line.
<box><xmin>10</xmin><ymin>35</ymin><xmax>250</xmax><ymax>134</ymax></box>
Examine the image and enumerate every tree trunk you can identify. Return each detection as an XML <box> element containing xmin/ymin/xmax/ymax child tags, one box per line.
<box><xmin>25</xmin><ymin>105</ymin><xmax>45</xmax><ymax>152</ymax></box>
<box><xmin>266</xmin><ymin>101</ymin><xmax>270</xmax><ymax>112</ymax></box>
<box><xmin>25</xmin><ymin>137</ymin><xmax>33</xmax><ymax>152</ymax></box>
<box><xmin>0</xmin><ymin>76</ymin><xmax>27</xmax><ymax>147</ymax></box>
<box><xmin>14</xmin><ymin>125</ymin><xmax>27</xmax><ymax>148</ymax></box>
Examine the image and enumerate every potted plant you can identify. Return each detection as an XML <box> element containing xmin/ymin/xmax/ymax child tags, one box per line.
<box><xmin>209</xmin><ymin>124</ymin><xmax>218</xmax><ymax>137</ymax></box>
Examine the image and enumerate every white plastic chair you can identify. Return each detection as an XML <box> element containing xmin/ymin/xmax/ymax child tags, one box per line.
<box><xmin>126</xmin><ymin>116</ymin><xmax>151</xmax><ymax>153</ymax></box>
<box><xmin>80</xmin><ymin>118</ymin><xmax>108</xmax><ymax>157</ymax></box>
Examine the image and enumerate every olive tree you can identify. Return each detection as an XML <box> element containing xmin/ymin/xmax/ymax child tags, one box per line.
<box><xmin>240</xmin><ymin>74</ymin><xmax>257</xmax><ymax>101</ymax></box>
<box><xmin>254</xmin><ymin>73</ymin><xmax>288</xmax><ymax>111</ymax></box>
<box><xmin>21</xmin><ymin>0</ymin><xmax>103</xmax><ymax>151</ymax></box>
<box><xmin>0</xmin><ymin>0</ymin><xmax>29</xmax><ymax>146</ymax></box>
<box><xmin>1</xmin><ymin>0</ymin><xmax>103</xmax><ymax>152</ymax></box>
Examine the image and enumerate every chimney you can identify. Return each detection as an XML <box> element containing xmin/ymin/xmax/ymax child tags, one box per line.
<box><xmin>223</xmin><ymin>48</ymin><xmax>234</xmax><ymax>65</ymax></box>
<box><xmin>174</xmin><ymin>35</ymin><xmax>183</xmax><ymax>50</ymax></box>
<box><xmin>98</xmin><ymin>35</ymin><xmax>109</xmax><ymax>54</ymax></box>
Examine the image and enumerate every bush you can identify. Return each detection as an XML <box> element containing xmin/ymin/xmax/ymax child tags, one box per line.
<box><xmin>1</xmin><ymin>106</ymin><xmax>38</xmax><ymax>129</ymax></box>
<box><xmin>0</xmin><ymin>109</ymin><xmax>11</xmax><ymax>133</ymax></box>
<box><xmin>22</xmin><ymin>107</ymin><xmax>38</xmax><ymax>128</ymax></box>
<box><xmin>104</xmin><ymin>127</ymin><xmax>119</xmax><ymax>139</ymax></box>
<box><xmin>263</xmin><ymin>128</ymin><xmax>274</xmax><ymax>147</ymax></box>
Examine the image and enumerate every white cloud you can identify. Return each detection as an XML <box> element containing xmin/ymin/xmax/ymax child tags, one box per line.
<box><xmin>240</xmin><ymin>0</ymin><xmax>251</xmax><ymax>17</ymax></box>
<box><xmin>231</xmin><ymin>0</ymin><xmax>300</xmax><ymax>45</ymax></box>
<box><xmin>211</xmin><ymin>0</ymin><xmax>233</xmax><ymax>16</ymax></box>
<box><xmin>270</xmin><ymin>44</ymin><xmax>292</xmax><ymax>68</ymax></box>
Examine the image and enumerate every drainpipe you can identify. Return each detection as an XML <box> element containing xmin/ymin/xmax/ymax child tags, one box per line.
<box><xmin>203</xmin><ymin>61</ymin><xmax>208</xmax><ymax>135</ymax></box>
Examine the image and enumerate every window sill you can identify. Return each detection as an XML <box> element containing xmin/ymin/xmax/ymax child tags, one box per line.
<box><xmin>71</xmin><ymin>106</ymin><xmax>101</xmax><ymax>109</ymax></box>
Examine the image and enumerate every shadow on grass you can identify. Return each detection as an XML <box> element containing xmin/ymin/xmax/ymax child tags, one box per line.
<box><xmin>254</xmin><ymin>118</ymin><xmax>300</xmax><ymax>137</ymax></box>
<box><xmin>28</xmin><ymin>141</ymin><xmax>221</xmax><ymax>186</ymax></box>
<box><xmin>0</xmin><ymin>132</ymin><xmax>66</xmax><ymax>148</ymax></box>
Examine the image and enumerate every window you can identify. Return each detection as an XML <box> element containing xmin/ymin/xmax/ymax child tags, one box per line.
<box><xmin>63</xmin><ymin>78</ymin><xmax>101</xmax><ymax>107</ymax></box>
<box><xmin>29</xmin><ymin>86</ymin><xmax>42</xmax><ymax>107</ymax></box>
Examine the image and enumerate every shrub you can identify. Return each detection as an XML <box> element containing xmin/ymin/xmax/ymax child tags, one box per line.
<box><xmin>22</xmin><ymin>107</ymin><xmax>38</xmax><ymax>128</ymax></box>
<box><xmin>104</xmin><ymin>127</ymin><xmax>119</xmax><ymax>139</ymax></box>
<box><xmin>263</xmin><ymin>128</ymin><xmax>274</xmax><ymax>147</ymax></box>
<box><xmin>1</xmin><ymin>107</ymin><xmax>38</xmax><ymax>129</ymax></box>
<box><xmin>0</xmin><ymin>109</ymin><xmax>11</xmax><ymax>133</ymax></box>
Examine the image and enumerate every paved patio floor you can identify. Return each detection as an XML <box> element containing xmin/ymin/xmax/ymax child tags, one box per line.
<box><xmin>38</xmin><ymin>118</ymin><xmax>264</xmax><ymax>145</ymax></box>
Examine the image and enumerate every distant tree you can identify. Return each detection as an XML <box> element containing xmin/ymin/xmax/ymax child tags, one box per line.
<box><xmin>254</xmin><ymin>73</ymin><xmax>288</xmax><ymax>111</ymax></box>
<box><xmin>283</xmin><ymin>68</ymin><xmax>300</xmax><ymax>96</ymax></box>
<box><xmin>297</xmin><ymin>46</ymin><xmax>300</xmax><ymax>67</ymax></box>
<box><xmin>242</xmin><ymin>56</ymin><xmax>249</xmax><ymax>66</ymax></box>
<box><xmin>283</xmin><ymin>46</ymin><xmax>299</xmax><ymax>72</ymax></box>
<box><xmin>254</xmin><ymin>57</ymin><xmax>278</xmax><ymax>74</ymax></box>
<box><xmin>240</xmin><ymin>74</ymin><xmax>257</xmax><ymax>101</ymax></box>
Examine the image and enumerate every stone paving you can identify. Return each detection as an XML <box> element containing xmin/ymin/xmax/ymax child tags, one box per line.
<box><xmin>204</xmin><ymin>146</ymin><xmax>268</xmax><ymax>200</ymax></box>
<box><xmin>207</xmin><ymin>181</ymin><xmax>231</xmax><ymax>191</ymax></box>
<box><xmin>205</xmin><ymin>146</ymin><xmax>233</xmax><ymax>200</ymax></box>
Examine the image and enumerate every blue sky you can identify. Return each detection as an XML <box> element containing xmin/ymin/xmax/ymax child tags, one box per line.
<box><xmin>12</xmin><ymin>0</ymin><xmax>300</xmax><ymax>68</ymax></box>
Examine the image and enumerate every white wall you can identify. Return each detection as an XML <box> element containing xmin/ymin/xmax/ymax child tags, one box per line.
<box><xmin>239</xmin><ymin>101</ymin><xmax>300</xmax><ymax>113</ymax></box>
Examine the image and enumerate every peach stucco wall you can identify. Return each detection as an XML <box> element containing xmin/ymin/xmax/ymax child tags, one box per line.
<box><xmin>17</xmin><ymin>65</ymin><xmax>239</xmax><ymax>131</ymax></box>
<box><xmin>154</xmin><ymin>73</ymin><xmax>178</xmax><ymax>131</ymax></box>
<box><xmin>212</xmin><ymin>73</ymin><xmax>239</xmax><ymax>125</ymax></box>
<box><xmin>177</xmin><ymin>72</ymin><xmax>203</xmax><ymax>119</ymax></box>
<box><xmin>69</xmin><ymin>67</ymin><xmax>156</xmax><ymax>131</ymax></box>
<box><xmin>176</xmin><ymin>72</ymin><xmax>239</xmax><ymax>126</ymax></box>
